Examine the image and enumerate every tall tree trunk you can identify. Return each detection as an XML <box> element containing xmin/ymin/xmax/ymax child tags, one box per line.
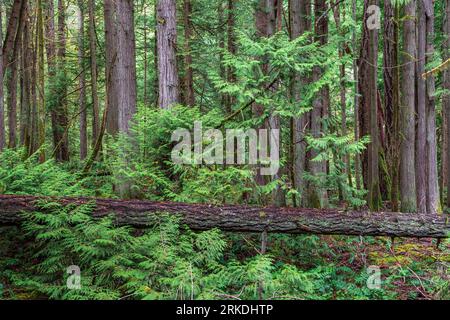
<box><xmin>218</xmin><ymin>1</ymin><xmax>226</xmax><ymax>110</ymax></box>
<box><xmin>400</xmin><ymin>0</ymin><xmax>417</xmax><ymax>212</ymax></box>
<box><xmin>0</xmin><ymin>4</ymin><xmax>5</xmax><ymax>151</ymax></box>
<box><xmin>383</xmin><ymin>0</ymin><xmax>400</xmax><ymax>211</ymax></box>
<box><xmin>37</xmin><ymin>0</ymin><xmax>46</xmax><ymax>162</ymax></box>
<box><xmin>225</xmin><ymin>0</ymin><xmax>236</xmax><ymax>110</ymax></box>
<box><xmin>352</xmin><ymin>0</ymin><xmax>361</xmax><ymax>191</ymax></box>
<box><xmin>254</xmin><ymin>0</ymin><xmax>285</xmax><ymax>207</ymax></box>
<box><xmin>104</xmin><ymin>0</ymin><xmax>119</xmax><ymax>136</ymax></box>
<box><xmin>416</xmin><ymin>0</ymin><xmax>427</xmax><ymax>213</ymax></box>
<box><xmin>307</xmin><ymin>0</ymin><xmax>329</xmax><ymax>209</ymax></box>
<box><xmin>423</xmin><ymin>0</ymin><xmax>441</xmax><ymax>214</ymax></box>
<box><xmin>367</xmin><ymin>0</ymin><xmax>381</xmax><ymax>211</ymax></box>
<box><xmin>78</xmin><ymin>0</ymin><xmax>87</xmax><ymax>160</ymax></box>
<box><xmin>113</xmin><ymin>0</ymin><xmax>137</xmax><ymax>199</ymax></box>
<box><xmin>331</xmin><ymin>1</ymin><xmax>351</xmax><ymax>198</ymax></box>
<box><xmin>2</xmin><ymin>0</ymin><xmax>23</xmax><ymax>71</ymax></box>
<box><xmin>54</xmin><ymin>0</ymin><xmax>69</xmax><ymax>161</ymax></box>
<box><xmin>20</xmin><ymin>6</ymin><xmax>31</xmax><ymax>151</ymax></box>
<box><xmin>445</xmin><ymin>0</ymin><xmax>450</xmax><ymax>209</ymax></box>
<box><xmin>290</xmin><ymin>0</ymin><xmax>310</xmax><ymax>207</ymax></box>
<box><xmin>44</xmin><ymin>0</ymin><xmax>66</xmax><ymax>161</ymax></box>
<box><xmin>115</xmin><ymin>0</ymin><xmax>137</xmax><ymax>134</ymax></box>
<box><xmin>143</xmin><ymin>5</ymin><xmax>149</xmax><ymax>105</ymax></box>
<box><xmin>88</xmin><ymin>0</ymin><xmax>100</xmax><ymax>146</ymax></box>
<box><xmin>7</xmin><ymin>0</ymin><xmax>26</xmax><ymax>149</ymax></box>
<box><xmin>358</xmin><ymin>0</ymin><xmax>370</xmax><ymax>190</ymax></box>
<box><xmin>157</xmin><ymin>0</ymin><xmax>179</xmax><ymax>109</ymax></box>
<box><xmin>183</xmin><ymin>0</ymin><xmax>195</xmax><ymax>107</ymax></box>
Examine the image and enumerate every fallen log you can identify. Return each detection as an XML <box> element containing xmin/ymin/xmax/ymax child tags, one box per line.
<box><xmin>0</xmin><ymin>195</ymin><xmax>448</xmax><ymax>238</ymax></box>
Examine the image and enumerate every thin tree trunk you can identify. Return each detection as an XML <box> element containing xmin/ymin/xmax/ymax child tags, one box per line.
<box><xmin>218</xmin><ymin>1</ymin><xmax>226</xmax><ymax>111</ymax></box>
<box><xmin>78</xmin><ymin>0</ymin><xmax>87</xmax><ymax>160</ymax></box>
<box><xmin>7</xmin><ymin>0</ymin><xmax>26</xmax><ymax>149</ymax></box>
<box><xmin>183</xmin><ymin>0</ymin><xmax>195</xmax><ymax>107</ymax></box>
<box><xmin>445</xmin><ymin>0</ymin><xmax>450</xmax><ymax>209</ymax></box>
<box><xmin>423</xmin><ymin>0</ymin><xmax>441</xmax><ymax>214</ymax></box>
<box><xmin>307</xmin><ymin>0</ymin><xmax>329</xmax><ymax>208</ymax></box>
<box><xmin>332</xmin><ymin>1</ymin><xmax>351</xmax><ymax>197</ymax></box>
<box><xmin>88</xmin><ymin>0</ymin><xmax>100</xmax><ymax>145</ymax></box>
<box><xmin>6</xmin><ymin>82</ymin><xmax>16</xmax><ymax>149</ymax></box>
<box><xmin>400</xmin><ymin>0</ymin><xmax>417</xmax><ymax>212</ymax></box>
<box><xmin>37</xmin><ymin>0</ymin><xmax>46</xmax><ymax>163</ymax></box>
<box><xmin>290</xmin><ymin>0</ymin><xmax>310</xmax><ymax>207</ymax></box>
<box><xmin>416</xmin><ymin>0</ymin><xmax>427</xmax><ymax>213</ymax></box>
<box><xmin>55</xmin><ymin>0</ymin><xmax>69</xmax><ymax>161</ymax></box>
<box><xmin>20</xmin><ymin>7</ymin><xmax>31</xmax><ymax>150</ymax></box>
<box><xmin>226</xmin><ymin>0</ymin><xmax>236</xmax><ymax>110</ymax></box>
<box><xmin>157</xmin><ymin>0</ymin><xmax>179</xmax><ymax>109</ymax></box>
<box><xmin>143</xmin><ymin>5</ymin><xmax>149</xmax><ymax>105</ymax></box>
<box><xmin>44</xmin><ymin>0</ymin><xmax>66</xmax><ymax>162</ymax></box>
<box><xmin>368</xmin><ymin>0</ymin><xmax>381</xmax><ymax>211</ymax></box>
<box><xmin>352</xmin><ymin>0</ymin><xmax>361</xmax><ymax>192</ymax></box>
<box><xmin>104</xmin><ymin>0</ymin><xmax>119</xmax><ymax>136</ymax></box>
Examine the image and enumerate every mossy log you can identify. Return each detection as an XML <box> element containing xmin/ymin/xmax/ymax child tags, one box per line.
<box><xmin>0</xmin><ymin>195</ymin><xmax>448</xmax><ymax>238</ymax></box>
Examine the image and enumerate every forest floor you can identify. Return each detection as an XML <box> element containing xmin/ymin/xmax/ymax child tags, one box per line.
<box><xmin>319</xmin><ymin>236</ymin><xmax>450</xmax><ymax>299</ymax></box>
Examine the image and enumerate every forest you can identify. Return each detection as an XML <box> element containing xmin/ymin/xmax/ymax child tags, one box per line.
<box><xmin>0</xmin><ymin>0</ymin><xmax>449</xmax><ymax>300</ymax></box>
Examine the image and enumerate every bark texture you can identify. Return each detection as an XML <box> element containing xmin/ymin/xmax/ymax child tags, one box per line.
<box><xmin>0</xmin><ymin>195</ymin><xmax>448</xmax><ymax>238</ymax></box>
<box><xmin>400</xmin><ymin>0</ymin><xmax>417</xmax><ymax>213</ymax></box>
<box><xmin>445</xmin><ymin>0</ymin><xmax>450</xmax><ymax>209</ymax></box>
<box><xmin>115</xmin><ymin>0</ymin><xmax>137</xmax><ymax>134</ymax></box>
<box><xmin>0</xmin><ymin>4</ymin><xmax>4</xmax><ymax>151</ymax></box>
<box><xmin>290</xmin><ymin>0</ymin><xmax>310</xmax><ymax>207</ymax></box>
<box><xmin>157</xmin><ymin>0</ymin><xmax>179</xmax><ymax>109</ymax></box>
<box><xmin>78</xmin><ymin>0</ymin><xmax>87</xmax><ymax>160</ymax></box>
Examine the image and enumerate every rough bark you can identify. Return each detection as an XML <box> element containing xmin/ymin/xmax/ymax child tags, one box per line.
<box><xmin>6</xmin><ymin>0</ymin><xmax>26</xmax><ymax>149</ymax></box>
<box><xmin>157</xmin><ymin>0</ymin><xmax>179</xmax><ymax>109</ymax></box>
<box><xmin>44</xmin><ymin>0</ymin><xmax>59</xmax><ymax>158</ymax></box>
<box><xmin>368</xmin><ymin>0</ymin><xmax>381</xmax><ymax>210</ymax></box>
<box><xmin>55</xmin><ymin>0</ymin><xmax>69</xmax><ymax>161</ymax></box>
<box><xmin>36</xmin><ymin>0</ymin><xmax>46</xmax><ymax>163</ymax></box>
<box><xmin>0</xmin><ymin>195</ymin><xmax>448</xmax><ymax>238</ymax></box>
<box><xmin>445</xmin><ymin>0</ymin><xmax>450</xmax><ymax>209</ymax></box>
<box><xmin>423</xmin><ymin>0</ymin><xmax>441</xmax><ymax>214</ymax></box>
<box><xmin>290</xmin><ymin>0</ymin><xmax>310</xmax><ymax>207</ymax></box>
<box><xmin>104</xmin><ymin>0</ymin><xmax>119</xmax><ymax>136</ymax></box>
<box><xmin>19</xmin><ymin>8</ymin><xmax>31</xmax><ymax>150</ymax></box>
<box><xmin>254</xmin><ymin>0</ymin><xmax>285</xmax><ymax>207</ymax></box>
<box><xmin>383</xmin><ymin>0</ymin><xmax>400</xmax><ymax>211</ymax></box>
<box><xmin>183</xmin><ymin>0</ymin><xmax>195</xmax><ymax>107</ymax></box>
<box><xmin>358</xmin><ymin>0</ymin><xmax>381</xmax><ymax>211</ymax></box>
<box><xmin>88</xmin><ymin>0</ymin><xmax>100</xmax><ymax>145</ymax></box>
<box><xmin>0</xmin><ymin>4</ymin><xmax>5</xmax><ymax>151</ymax></box>
<box><xmin>2</xmin><ymin>0</ymin><xmax>23</xmax><ymax>71</ymax></box>
<box><xmin>416</xmin><ymin>0</ymin><xmax>427</xmax><ymax>213</ymax></box>
<box><xmin>400</xmin><ymin>0</ymin><xmax>417</xmax><ymax>213</ymax></box>
<box><xmin>114</xmin><ymin>0</ymin><xmax>137</xmax><ymax>199</ymax></box>
<box><xmin>307</xmin><ymin>0</ymin><xmax>329</xmax><ymax>208</ymax></box>
<box><xmin>115</xmin><ymin>0</ymin><xmax>137</xmax><ymax>134</ymax></box>
<box><xmin>332</xmin><ymin>2</ymin><xmax>351</xmax><ymax>193</ymax></box>
<box><xmin>358</xmin><ymin>0</ymin><xmax>370</xmax><ymax>190</ymax></box>
<box><xmin>352</xmin><ymin>0</ymin><xmax>361</xmax><ymax>191</ymax></box>
<box><xmin>78</xmin><ymin>0</ymin><xmax>87</xmax><ymax>160</ymax></box>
